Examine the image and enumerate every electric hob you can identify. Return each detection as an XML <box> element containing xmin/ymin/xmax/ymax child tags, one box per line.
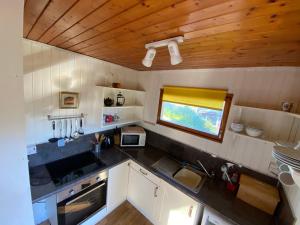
<box><xmin>46</xmin><ymin>151</ymin><xmax>106</xmax><ymax>186</ymax></box>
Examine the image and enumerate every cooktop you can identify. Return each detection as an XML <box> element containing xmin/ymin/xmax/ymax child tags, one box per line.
<box><xmin>46</xmin><ymin>151</ymin><xmax>106</xmax><ymax>186</ymax></box>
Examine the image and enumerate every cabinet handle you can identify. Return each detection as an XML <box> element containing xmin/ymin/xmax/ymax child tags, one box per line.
<box><xmin>139</xmin><ymin>168</ymin><xmax>148</xmax><ymax>176</ymax></box>
<box><xmin>188</xmin><ymin>206</ymin><xmax>193</xmax><ymax>218</ymax></box>
<box><xmin>154</xmin><ymin>186</ymin><xmax>158</xmax><ymax>197</ymax></box>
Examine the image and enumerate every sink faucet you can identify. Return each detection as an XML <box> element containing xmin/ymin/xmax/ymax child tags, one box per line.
<box><xmin>196</xmin><ymin>160</ymin><xmax>214</xmax><ymax>178</ymax></box>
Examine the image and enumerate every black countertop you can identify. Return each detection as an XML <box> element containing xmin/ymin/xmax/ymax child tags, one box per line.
<box><xmin>30</xmin><ymin>147</ymin><xmax>129</xmax><ymax>203</ymax></box>
<box><xmin>30</xmin><ymin>145</ymin><xmax>274</xmax><ymax>225</ymax></box>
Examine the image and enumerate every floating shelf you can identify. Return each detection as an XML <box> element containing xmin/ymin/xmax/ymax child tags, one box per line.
<box><xmin>227</xmin><ymin>129</ymin><xmax>274</xmax><ymax>144</ymax></box>
<box><xmin>289</xmin><ymin>112</ymin><xmax>300</xmax><ymax>119</ymax></box>
<box><xmin>232</xmin><ymin>105</ymin><xmax>300</xmax><ymax>119</ymax></box>
<box><xmin>103</xmin><ymin>105</ymin><xmax>144</xmax><ymax>109</ymax></box>
<box><xmin>98</xmin><ymin>85</ymin><xmax>145</xmax><ymax>129</ymax></box>
<box><xmin>102</xmin><ymin>119</ymin><xmax>142</xmax><ymax>129</ymax></box>
<box><xmin>98</xmin><ymin>86</ymin><xmax>145</xmax><ymax>93</ymax></box>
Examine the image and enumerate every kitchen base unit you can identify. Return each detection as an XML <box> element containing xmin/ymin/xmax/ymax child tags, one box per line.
<box><xmin>127</xmin><ymin>161</ymin><xmax>162</xmax><ymax>224</ymax></box>
<box><xmin>106</xmin><ymin>160</ymin><xmax>130</xmax><ymax>214</ymax></box>
<box><xmin>158</xmin><ymin>180</ymin><xmax>202</xmax><ymax>225</ymax></box>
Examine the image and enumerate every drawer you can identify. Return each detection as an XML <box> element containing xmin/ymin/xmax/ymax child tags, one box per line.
<box><xmin>129</xmin><ymin>160</ymin><xmax>161</xmax><ymax>185</ymax></box>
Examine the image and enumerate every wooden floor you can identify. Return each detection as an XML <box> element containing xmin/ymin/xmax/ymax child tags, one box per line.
<box><xmin>97</xmin><ymin>201</ymin><xmax>152</xmax><ymax>225</ymax></box>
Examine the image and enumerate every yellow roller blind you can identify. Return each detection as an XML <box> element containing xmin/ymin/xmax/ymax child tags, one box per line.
<box><xmin>162</xmin><ymin>86</ymin><xmax>227</xmax><ymax>110</ymax></box>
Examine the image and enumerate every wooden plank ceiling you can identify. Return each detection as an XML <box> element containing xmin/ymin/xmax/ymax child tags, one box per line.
<box><xmin>24</xmin><ymin>0</ymin><xmax>300</xmax><ymax>70</ymax></box>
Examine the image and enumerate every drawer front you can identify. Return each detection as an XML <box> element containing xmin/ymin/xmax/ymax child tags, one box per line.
<box><xmin>129</xmin><ymin>160</ymin><xmax>160</xmax><ymax>185</ymax></box>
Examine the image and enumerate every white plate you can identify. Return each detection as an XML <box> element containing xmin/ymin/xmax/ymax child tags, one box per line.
<box><xmin>273</xmin><ymin>151</ymin><xmax>300</xmax><ymax>164</ymax></box>
<box><xmin>273</xmin><ymin>157</ymin><xmax>300</xmax><ymax>170</ymax></box>
<box><xmin>273</xmin><ymin>146</ymin><xmax>300</xmax><ymax>161</ymax></box>
<box><xmin>273</xmin><ymin>153</ymin><xmax>300</xmax><ymax>169</ymax></box>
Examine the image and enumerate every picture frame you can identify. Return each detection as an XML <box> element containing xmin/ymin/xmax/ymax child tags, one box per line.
<box><xmin>59</xmin><ymin>92</ymin><xmax>79</xmax><ymax>109</ymax></box>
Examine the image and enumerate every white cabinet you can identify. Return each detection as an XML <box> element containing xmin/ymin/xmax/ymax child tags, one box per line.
<box><xmin>159</xmin><ymin>180</ymin><xmax>201</xmax><ymax>225</ymax></box>
<box><xmin>107</xmin><ymin>160</ymin><xmax>201</xmax><ymax>225</ymax></box>
<box><xmin>127</xmin><ymin>161</ymin><xmax>162</xmax><ymax>224</ymax></box>
<box><xmin>107</xmin><ymin>160</ymin><xmax>130</xmax><ymax>214</ymax></box>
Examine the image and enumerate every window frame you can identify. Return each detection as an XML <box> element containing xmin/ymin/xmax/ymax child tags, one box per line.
<box><xmin>156</xmin><ymin>88</ymin><xmax>233</xmax><ymax>143</ymax></box>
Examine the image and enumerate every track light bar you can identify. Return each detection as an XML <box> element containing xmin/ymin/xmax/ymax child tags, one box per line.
<box><xmin>144</xmin><ymin>36</ymin><xmax>184</xmax><ymax>49</ymax></box>
<box><xmin>142</xmin><ymin>36</ymin><xmax>184</xmax><ymax>67</ymax></box>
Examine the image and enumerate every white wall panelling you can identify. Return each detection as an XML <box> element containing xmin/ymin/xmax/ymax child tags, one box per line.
<box><xmin>23</xmin><ymin>39</ymin><xmax>300</xmax><ymax>224</ymax></box>
<box><xmin>23</xmin><ymin>39</ymin><xmax>139</xmax><ymax>145</ymax></box>
<box><xmin>137</xmin><ymin>68</ymin><xmax>300</xmax><ymax>176</ymax></box>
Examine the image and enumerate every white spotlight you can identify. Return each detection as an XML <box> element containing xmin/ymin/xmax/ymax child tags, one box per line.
<box><xmin>168</xmin><ymin>40</ymin><xmax>182</xmax><ymax>65</ymax></box>
<box><xmin>142</xmin><ymin>47</ymin><xmax>156</xmax><ymax>67</ymax></box>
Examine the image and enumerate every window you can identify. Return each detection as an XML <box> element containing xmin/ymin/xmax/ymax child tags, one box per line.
<box><xmin>157</xmin><ymin>86</ymin><xmax>233</xmax><ymax>142</ymax></box>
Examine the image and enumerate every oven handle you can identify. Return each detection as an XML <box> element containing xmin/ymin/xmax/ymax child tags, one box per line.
<box><xmin>66</xmin><ymin>183</ymin><xmax>106</xmax><ymax>206</ymax></box>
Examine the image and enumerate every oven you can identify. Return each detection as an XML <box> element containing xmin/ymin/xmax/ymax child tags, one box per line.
<box><xmin>56</xmin><ymin>170</ymin><xmax>107</xmax><ymax>225</ymax></box>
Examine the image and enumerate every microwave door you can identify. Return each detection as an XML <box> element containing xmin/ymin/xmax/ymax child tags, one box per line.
<box><xmin>122</xmin><ymin>135</ymin><xmax>140</xmax><ymax>146</ymax></box>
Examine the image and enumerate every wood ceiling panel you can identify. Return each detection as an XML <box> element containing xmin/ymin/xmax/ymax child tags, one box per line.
<box><xmin>38</xmin><ymin>0</ymin><xmax>109</xmax><ymax>43</ymax></box>
<box><xmin>71</xmin><ymin>0</ymin><xmax>291</xmax><ymax>54</ymax></box>
<box><xmin>24</xmin><ymin>0</ymin><xmax>300</xmax><ymax>70</ymax></box>
<box><xmin>79</xmin><ymin>0</ymin><xmax>299</xmax><ymax>55</ymax></box>
<box><xmin>23</xmin><ymin>0</ymin><xmax>50</xmax><ymax>36</ymax></box>
<box><xmin>47</xmin><ymin>0</ymin><xmax>140</xmax><ymax>46</ymax></box>
<box><xmin>81</xmin><ymin>9</ymin><xmax>300</xmax><ymax>57</ymax></box>
<box><xmin>26</xmin><ymin>0</ymin><xmax>79</xmax><ymax>40</ymax></box>
<box><xmin>57</xmin><ymin>0</ymin><xmax>185</xmax><ymax>49</ymax></box>
<box><xmin>67</xmin><ymin>0</ymin><xmax>228</xmax><ymax>52</ymax></box>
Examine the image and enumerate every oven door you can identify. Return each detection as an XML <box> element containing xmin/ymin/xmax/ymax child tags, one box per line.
<box><xmin>57</xmin><ymin>180</ymin><xmax>107</xmax><ymax>225</ymax></box>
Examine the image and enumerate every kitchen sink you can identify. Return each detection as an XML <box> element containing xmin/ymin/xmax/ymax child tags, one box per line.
<box><xmin>173</xmin><ymin>165</ymin><xmax>206</xmax><ymax>193</ymax></box>
<box><xmin>152</xmin><ymin>157</ymin><xmax>206</xmax><ymax>193</ymax></box>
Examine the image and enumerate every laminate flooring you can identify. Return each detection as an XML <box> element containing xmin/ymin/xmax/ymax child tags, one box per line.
<box><xmin>97</xmin><ymin>201</ymin><xmax>152</xmax><ymax>225</ymax></box>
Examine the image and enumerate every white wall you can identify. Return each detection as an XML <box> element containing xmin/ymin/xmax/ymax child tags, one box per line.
<box><xmin>137</xmin><ymin>67</ymin><xmax>300</xmax><ymax>224</ymax></box>
<box><xmin>23</xmin><ymin>39</ymin><xmax>139</xmax><ymax>145</ymax></box>
<box><xmin>0</xmin><ymin>1</ymin><xmax>34</xmax><ymax>225</ymax></box>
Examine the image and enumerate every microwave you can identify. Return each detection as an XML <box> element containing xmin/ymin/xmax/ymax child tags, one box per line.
<box><xmin>120</xmin><ymin>126</ymin><xmax>146</xmax><ymax>147</ymax></box>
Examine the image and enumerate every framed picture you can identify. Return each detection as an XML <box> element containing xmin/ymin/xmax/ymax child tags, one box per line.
<box><xmin>59</xmin><ymin>92</ymin><xmax>79</xmax><ymax>109</ymax></box>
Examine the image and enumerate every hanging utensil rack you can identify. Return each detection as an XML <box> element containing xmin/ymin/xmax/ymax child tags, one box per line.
<box><xmin>47</xmin><ymin>113</ymin><xmax>85</xmax><ymax>121</ymax></box>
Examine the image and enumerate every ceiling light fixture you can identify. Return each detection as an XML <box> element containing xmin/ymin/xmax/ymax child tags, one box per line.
<box><xmin>168</xmin><ymin>40</ymin><xmax>182</xmax><ymax>65</ymax></box>
<box><xmin>142</xmin><ymin>47</ymin><xmax>156</xmax><ymax>67</ymax></box>
<box><xmin>142</xmin><ymin>36</ymin><xmax>184</xmax><ymax>67</ymax></box>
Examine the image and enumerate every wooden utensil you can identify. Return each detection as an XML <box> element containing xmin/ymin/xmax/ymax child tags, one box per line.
<box><xmin>95</xmin><ymin>133</ymin><xmax>100</xmax><ymax>143</ymax></box>
<box><xmin>237</xmin><ymin>174</ymin><xmax>280</xmax><ymax>214</ymax></box>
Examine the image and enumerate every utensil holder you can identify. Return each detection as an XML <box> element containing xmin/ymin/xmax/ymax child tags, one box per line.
<box><xmin>94</xmin><ymin>143</ymin><xmax>101</xmax><ymax>153</ymax></box>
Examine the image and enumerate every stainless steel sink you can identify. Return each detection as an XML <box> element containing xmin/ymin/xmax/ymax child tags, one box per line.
<box><xmin>152</xmin><ymin>157</ymin><xmax>206</xmax><ymax>193</ymax></box>
<box><xmin>173</xmin><ymin>165</ymin><xmax>206</xmax><ymax>193</ymax></box>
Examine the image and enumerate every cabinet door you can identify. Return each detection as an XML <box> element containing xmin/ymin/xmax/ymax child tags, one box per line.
<box><xmin>127</xmin><ymin>166</ymin><xmax>161</xmax><ymax>223</ymax></box>
<box><xmin>159</xmin><ymin>181</ymin><xmax>200</xmax><ymax>225</ymax></box>
<box><xmin>107</xmin><ymin>160</ymin><xmax>129</xmax><ymax>214</ymax></box>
